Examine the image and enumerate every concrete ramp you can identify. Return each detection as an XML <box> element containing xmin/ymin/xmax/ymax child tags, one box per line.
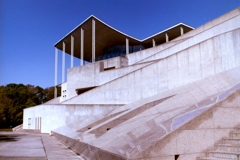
<box><xmin>52</xmin><ymin>66</ymin><xmax>240</xmax><ymax>159</ymax></box>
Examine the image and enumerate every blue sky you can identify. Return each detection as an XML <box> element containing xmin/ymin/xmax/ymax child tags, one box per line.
<box><xmin>1</xmin><ymin>0</ymin><xmax>240</xmax><ymax>88</ymax></box>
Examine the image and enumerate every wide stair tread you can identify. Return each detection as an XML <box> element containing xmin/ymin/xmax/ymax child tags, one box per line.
<box><xmin>197</xmin><ymin>127</ymin><xmax>240</xmax><ymax>160</ymax></box>
<box><xmin>224</xmin><ymin>138</ymin><xmax>240</xmax><ymax>140</ymax></box>
<box><xmin>209</xmin><ymin>149</ymin><xmax>240</xmax><ymax>155</ymax></box>
<box><xmin>230</xmin><ymin>131</ymin><xmax>240</xmax><ymax>138</ymax></box>
<box><xmin>216</xmin><ymin>143</ymin><xmax>240</xmax><ymax>152</ymax></box>
<box><xmin>217</xmin><ymin>143</ymin><xmax>240</xmax><ymax>147</ymax></box>
<box><xmin>223</xmin><ymin>138</ymin><xmax>240</xmax><ymax>143</ymax></box>
<box><xmin>231</xmin><ymin>131</ymin><xmax>240</xmax><ymax>133</ymax></box>
<box><xmin>198</xmin><ymin>157</ymin><xmax>235</xmax><ymax>160</ymax></box>
<box><xmin>205</xmin><ymin>150</ymin><xmax>240</xmax><ymax>160</ymax></box>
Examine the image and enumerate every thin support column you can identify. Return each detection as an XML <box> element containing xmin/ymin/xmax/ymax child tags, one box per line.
<box><xmin>180</xmin><ymin>27</ymin><xmax>184</xmax><ymax>35</ymax></box>
<box><xmin>62</xmin><ymin>42</ymin><xmax>65</xmax><ymax>83</ymax></box>
<box><xmin>92</xmin><ymin>19</ymin><xmax>95</xmax><ymax>62</ymax></box>
<box><xmin>126</xmin><ymin>38</ymin><xmax>129</xmax><ymax>55</ymax></box>
<box><xmin>71</xmin><ymin>35</ymin><xmax>74</xmax><ymax>68</ymax></box>
<box><xmin>165</xmin><ymin>33</ymin><xmax>169</xmax><ymax>42</ymax></box>
<box><xmin>81</xmin><ymin>28</ymin><xmax>84</xmax><ymax>66</ymax></box>
<box><xmin>152</xmin><ymin>39</ymin><xmax>155</xmax><ymax>47</ymax></box>
<box><xmin>54</xmin><ymin>48</ymin><xmax>58</xmax><ymax>98</ymax></box>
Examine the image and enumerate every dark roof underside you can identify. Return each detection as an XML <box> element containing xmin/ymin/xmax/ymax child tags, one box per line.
<box><xmin>55</xmin><ymin>16</ymin><xmax>194</xmax><ymax>62</ymax></box>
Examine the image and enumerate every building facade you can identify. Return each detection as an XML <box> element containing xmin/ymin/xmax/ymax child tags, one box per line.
<box><xmin>23</xmin><ymin>8</ymin><xmax>240</xmax><ymax>160</ymax></box>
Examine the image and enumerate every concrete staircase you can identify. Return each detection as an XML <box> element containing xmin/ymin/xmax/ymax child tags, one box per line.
<box><xmin>198</xmin><ymin>126</ymin><xmax>240</xmax><ymax>160</ymax></box>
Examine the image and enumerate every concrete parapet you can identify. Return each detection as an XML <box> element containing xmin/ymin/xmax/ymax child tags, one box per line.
<box><xmin>64</xmin><ymin>57</ymin><xmax>152</xmax><ymax>101</ymax></box>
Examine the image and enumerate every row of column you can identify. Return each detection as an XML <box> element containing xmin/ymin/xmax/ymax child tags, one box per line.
<box><xmin>54</xmin><ymin>19</ymin><xmax>130</xmax><ymax>97</ymax></box>
<box><xmin>152</xmin><ymin>26</ymin><xmax>184</xmax><ymax>47</ymax></box>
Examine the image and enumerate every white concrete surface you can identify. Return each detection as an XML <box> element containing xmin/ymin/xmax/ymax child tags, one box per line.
<box><xmin>65</xmin><ymin>57</ymin><xmax>152</xmax><ymax>101</ymax></box>
<box><xmin>53</xmin><ymin>66</ymin><xmax>240</xmax><ymax>160</ymax></box>
<box><xmin>23</xmin><ymin>104</ymin><xmax>123</xmax><ymax>133</ymax></box>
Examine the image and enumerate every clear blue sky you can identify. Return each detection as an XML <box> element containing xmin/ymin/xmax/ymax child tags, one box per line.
<box><xmin>1</xmin><ymin>0</ymin><xmax>240</xmax><ymax>88</ymax></box>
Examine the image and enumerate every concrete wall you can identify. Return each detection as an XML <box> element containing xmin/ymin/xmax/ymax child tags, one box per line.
<box><xmin>23</xmin><ymin>104</ymin><xmax>123</xmax><ymax>133</ymax></box>
<box><xmin>62</xmin><ymin>27</ymin><xmax>240</xmax><ymax>105</ymax></box>
<box><xmin>65</xmin><ymin>57</ymin><xmax>152</xmax><ymax>101</ymax></box>
<box><xmin>127</xmin><ymin>7</ymin><xmax>240</xmax><ymax>65</ymax></box>
<box><xmin>127</xmin><ymin>37</ymin><xmax>185</xmax><ymax>65</ymax></box>
<box><xmin>140</xmin><ymin>12</ymin><xmax>240</xmax><ymax>63</ymax></box>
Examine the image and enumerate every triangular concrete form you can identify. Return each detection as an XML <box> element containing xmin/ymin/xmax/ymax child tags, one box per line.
<box><xmin>52</xmin><ymin>66</ymin><xmax>240</xmax><ymax>159</ymax></box>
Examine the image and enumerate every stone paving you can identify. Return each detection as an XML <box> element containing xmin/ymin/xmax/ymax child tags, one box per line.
<box><xmin>0</xmin><ymin>132</ymin><xmax>84</xmax><ymax>160</ymax></box>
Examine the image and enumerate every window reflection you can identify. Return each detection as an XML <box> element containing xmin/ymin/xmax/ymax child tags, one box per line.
<box><xmin>95</xmin><ymin>45</ymin><xmax>144</xmax><ymax>61</ymax></box>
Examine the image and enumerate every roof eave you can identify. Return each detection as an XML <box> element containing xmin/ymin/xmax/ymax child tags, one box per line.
<box><xmin>54</xmin><ymin>15</ymin><xmax>142</xmax><ymax>48</ymax></box>
<box><xmin>54</xmin><ymin>15</ymin><xmax>95</xmax><ymax>47</ymax></box>
<box><xmin>141</xmin><ymin>22</ymin><xmax>195</xmax><ymax>42</ymax></box>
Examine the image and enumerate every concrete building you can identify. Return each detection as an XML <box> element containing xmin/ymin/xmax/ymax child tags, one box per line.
<box><xmin>23</xmin><ymin>7</ymin><xmax>240</xmax><ymax>160</ymax></box>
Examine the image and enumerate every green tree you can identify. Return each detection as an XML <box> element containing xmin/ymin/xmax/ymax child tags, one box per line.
<box><xmin>0</xmin><ymin>83</ymin><xmax>61</xmax><ymax>128</ymax></box>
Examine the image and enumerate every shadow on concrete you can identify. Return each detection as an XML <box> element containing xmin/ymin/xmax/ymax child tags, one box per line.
<box><xmin>0</xmin><ymin>134</ymin><xmax>20</xmax><ymax>143</ymax></box>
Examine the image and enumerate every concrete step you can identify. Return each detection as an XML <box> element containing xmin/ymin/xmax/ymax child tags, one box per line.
<box><xmin>230</xmin><ymin>131</ymin><xmax>240</xmax><ymax>139</ymax></box>
<box><xmin>197</xmin><ymin>127</ymin><xmax>240</xmax><ymax>160</ymax></box>
<box><xmin>235</xmin><ymin>126</ymin><xmax>240</xmax><ymax>131</ymax></box>
<box><xmin>215</xmin><ymin>143</ymin><xmax>240</xmax><ymax>152</ymax></box>
<box><xmin>198</xmin><ymin>157</ymin><xmax>235</xmax><ymax>160</ymax></box>
<box><xmin>223</xmin><ymin>138</ymin><xmax>240</xmax><ymax>145</ymax></box>
<box><xmin>206</xmin><ymin>150</ymin><xmax>240</xmax><ymax>159</ymax></box>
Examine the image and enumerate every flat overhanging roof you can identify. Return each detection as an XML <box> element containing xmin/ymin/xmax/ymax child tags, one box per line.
<box><xmin>142</xmin><ymin>23</ymin><xmax>194</xmax><ymax>47</ymax></box>
<box><xmin>54</xmin><ymin>15</ymin><xmax>194</xmax><ymax>62</ymax></box>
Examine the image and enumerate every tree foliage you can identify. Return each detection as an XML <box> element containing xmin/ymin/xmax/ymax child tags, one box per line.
<box><xmin>0</xmin><ymin>83</ymin><xmax>61</xmax><ymax>128</ymax></box>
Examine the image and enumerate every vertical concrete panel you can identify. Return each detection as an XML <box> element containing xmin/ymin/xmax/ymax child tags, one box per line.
<box><xmin>177</xmin><ymin>50</ymin><xmax>189</xmax><ymax>86</ymax></box>
<box><xmin>233</xmin><ymin>29</ymin><xmax>240</xmax><ymax>66</ymax></box>
<box><xmin>104</xmin><ymin>84</ymin><xmax>111</xmax><ymax>103</ymax></box>
<box><xmin>225</xmin><ymin>32</ymin><xmax>235</xmax><ymax>69</ymax></box>
<box><xmin>134</xmin><ymin>69</ymin><xmax>142</xmax><ymax>100</ymax></box>
<box><xmin>188</xmin><ymin>45</ymin><xmax>201</xmax><ymax>83</ymax></box>
<box><xmin>135</xmin><ymin>50</ymin><xmax>141</xmax><ymax>63</ymax></box>
<box><xmin>220</xmin><ymin>34</ymin><xmax>229</xmax><ymax>71</ymax></box>
<box><xmin>167</xmin><ymin>54</ymin><xmax>178</xmax><ymax>90</ymax></box>
<box><xmin>200</xmin><ymin>39</ymin><xmax>214</xmax><ymax>78</ymax></box>
<box><xmin>116</xmin><ymin>76</ymin><xmax>126</xmax><ymax>103</ymax></box>
<box><xmin>156</xmin><ymin>59</ymin><xmax>162</xmax><ymax>88</ymax></box>
<box><xmin>127</xmin><ymin>71</ymin><xmax>135</xmax><ymax>102</ymax></box>
<box><xmin>151</xmin><ymin>63</ymin><xmax>159</xmax><ymax>95</ymax></box>
<box><xmin>156</xmin><ymin>58</ymin><xmax>169</xmax><ymax>92</ymax></box>
<box><xmin>143</xmin><ymin>63</ymin><xmax>156</xmax><ymax>97</ymax></box>
<box><xmin>212</xmin><ymin>35</ymin><xmax>223</xmax><ymax>73</ymax></box>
